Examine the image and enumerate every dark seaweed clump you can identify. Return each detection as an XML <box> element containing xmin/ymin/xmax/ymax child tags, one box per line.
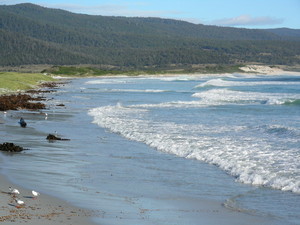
<box><xmin>0</xmin><ymin>142</ymin><xmax>24</xmax><ymax>152</ymax></box>
<box><xmin>0</xmin><ymin>94</ymin><xmax>46</xmax><ymax>111</ymax></box>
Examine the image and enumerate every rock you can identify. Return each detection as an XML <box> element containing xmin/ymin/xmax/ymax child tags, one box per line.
<box><xmin>0</xmin><ymin>142</ymin><xmax>24</xmax><ymax>152</ymax></box>
<box><xmin>46</xmin><ymin>134</ymin><xmax>70</xmax><ymax>141</ymax></box>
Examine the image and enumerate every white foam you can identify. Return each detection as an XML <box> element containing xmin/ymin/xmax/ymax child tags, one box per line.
<box><xmin>131</xmin><ymin>101</ymin><xmax>207</xmax><ymax>109</ymax></box>
<box><xmin>85</xmin><ymin>79</ymin><xmax>129</xmax><ymax>84</ymax></box>
<box><xmin>196</xmin><ymin>78</ymin><xmax>300</xmax><ymax>88</ymax></box>
<box><xmin>192</xmin><ymin>89</ymin><xmax>300</xmax><ymax>105</ymax></box>
<box><xmin>153</xmin><ymin>75</ymin><xmax>203</xmax><ymax>81</ymax></box>
<box><xmin>101</xmin><ymin>89</ymin><xmax>167</xmax><ymax>93</ymax></box>
<box><xmin>89</xmin><ymin>104</ymin><xmax>300</xmax><ymax>194</ymax></box>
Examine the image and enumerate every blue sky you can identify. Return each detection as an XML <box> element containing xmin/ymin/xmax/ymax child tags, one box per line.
<box><xmin>1</xmin><ymin>0</ymin><xmax>299</xmax><ymax>29</ymax></box>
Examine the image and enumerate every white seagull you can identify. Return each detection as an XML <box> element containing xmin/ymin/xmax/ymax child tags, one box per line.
<box><xmin>9</xmin><ymin>187</ymin><xmax>20</xmax><ymax>196</ymax></box>
<box><xmin>32</xmin><ymin>190</ymin><xmax>40</xmax><ymax>199</ymax></box>
<box><xmin>15</xmin><ymin>198</ymin><xmax>25</xmax><ymax>208</ymax></box>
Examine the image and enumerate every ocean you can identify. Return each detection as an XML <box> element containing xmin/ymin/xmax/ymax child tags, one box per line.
<box><xmin>0</xmin><ymin>73</ymin><xmax>299</xmax><ymax>224</ymax></box>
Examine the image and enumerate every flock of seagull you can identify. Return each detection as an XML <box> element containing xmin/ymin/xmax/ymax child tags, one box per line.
<box><xmin>9</xmin><ymin>186</ymin><xmax>40</xmax><ymax>208</ymax></box>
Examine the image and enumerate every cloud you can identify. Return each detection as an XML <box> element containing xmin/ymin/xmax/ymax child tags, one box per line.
<box><xmin>211</xmin><ymin>14</ymin><xmax>284</xmax><ymax>27</ymax></box>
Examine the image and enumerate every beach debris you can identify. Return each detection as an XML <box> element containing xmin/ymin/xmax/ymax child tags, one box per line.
<box><xmin>9</xmin><ymin>187</ymin><xmax>20</xmax><ymax>196</ymax></box>
<box><xmin>18</xmin><ymin>117</ymin><xmax>27</xmax><ymax>128</ymax></box>
<box><xmin>0</xmin><ymin>93</ymin><xmax>46</xmax><ymax>111</ymax></box>
<box><xmin>14</xmin><ymin>198</ymin><xmax>25</xmax><ymax>208</ymax></box>
<box><xmin>31</xmin><ymin>190</ymin><xmax>40</xmax><ymax>199</ymax></box>
<box><xmin>0</xmin><ymin>142</ymin><xmax>24</xmax><ymax>152</ymax></box>
<box><xmin>46</xmin><ymin>134</ymin><xmax>70</xmax><ymax>141</ymax></box>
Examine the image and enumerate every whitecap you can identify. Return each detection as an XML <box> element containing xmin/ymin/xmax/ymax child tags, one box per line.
<box><xmin>192</xmin><ymin>89</ymin><xmax>300</xmax><ymax>106</ymax></box>
<box><xmin>88</xmin><ymin>104</ymin><xmax>300</xmax><ymax>194</ymax></box>
<box><xmin>195</xmin><ymin>78</ymin><xmax>300</xmax><ymax>88</ymax></box>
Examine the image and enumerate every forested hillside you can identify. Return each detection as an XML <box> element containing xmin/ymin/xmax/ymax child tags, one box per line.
<box><xmin>0</xmin><ymin>3</ymin><xmax>300</xmax><ymax>68</ymax></box>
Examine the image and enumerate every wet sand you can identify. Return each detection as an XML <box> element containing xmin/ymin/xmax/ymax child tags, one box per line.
<box><xmin>0</xmin><ymin>80</ymin><xmax>100</xmax><ymax>225</ymax></box>
<box><xmin>0</xmin><ymin>172</ymin><xmax>101</xmax><ymax>225</ymax></box>
<box><xmin>0</xmin><ymin>174</ymin><xmax>100</xmax><ymax>225</ymax></box>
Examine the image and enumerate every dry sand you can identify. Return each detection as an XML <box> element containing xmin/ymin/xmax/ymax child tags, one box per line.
<box><xmin>239</xmin><ymin>65</ymin><xmax>299</xmax><ymax>75</ymax></box>
<box><xmin>0</xmin><ymin>174</ymin><xmax>100</xmax><ymax>225</ymax></box>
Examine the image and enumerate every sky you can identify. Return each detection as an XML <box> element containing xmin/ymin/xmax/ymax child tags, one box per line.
<box><xmin>1</xmin><ymin>0</ymin><xmax>299</xmax><ymax>29</ymax></box>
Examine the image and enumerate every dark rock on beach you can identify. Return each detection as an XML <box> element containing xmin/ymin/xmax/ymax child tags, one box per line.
<box><xmin>46</xmin><ymin>134</ymin><xmax>70</xmax><ymax>141</ymax></box>
<box><xmin>0</xmin><ymin>142</ymin><xmax>24</xmax><ymax>152</ymax></box>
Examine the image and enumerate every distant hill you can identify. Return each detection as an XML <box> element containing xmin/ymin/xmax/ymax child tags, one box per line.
<box><xmin>266</xmin><ymin>28</ymin><xmax>300</xmax><ymax>39</ymax></box>
<box><xmin>0</xmin><ymin>3</ymin><xmax>300</xmax><ymax>68</ymax></box>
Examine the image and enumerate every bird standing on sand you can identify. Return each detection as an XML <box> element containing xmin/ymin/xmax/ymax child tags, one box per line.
<box><xmin>18</xmin><ymin>118</ymin><xmax>27</xmax><ymax>128</ymax></box>
<box><xmin>32</xmin><ymin>190</ymin><xmax>40</xmax><ymax>199</ymax></box>
<box><xmin>9</xmin><ymin>187</ymin><xmax>20</xmax><ymax>196</ymax></box>
<box><xmin>15</xmin><ymin>198</ymin><xmax>25</xmax><ymax>208</ymax></box>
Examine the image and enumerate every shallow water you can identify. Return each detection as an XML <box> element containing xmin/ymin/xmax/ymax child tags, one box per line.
<box><xmin>1</xmin><ymin>73</ymin><xmax>300</xmax><ymax>225</ymax></box>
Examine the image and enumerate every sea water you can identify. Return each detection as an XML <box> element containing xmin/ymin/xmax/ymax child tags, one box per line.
<box><xmin>0</xmin><ymin>73</ymin><xmax>299</xmax><ymax>224</ymax></box>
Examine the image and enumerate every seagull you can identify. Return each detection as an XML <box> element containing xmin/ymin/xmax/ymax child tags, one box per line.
<box><xmin>54</xmin><ymin>131</ymin><xmax>60</xmax><ymax>138</ymax></box>
<box><xmin>32</xmin><ymin>190</ymin><xmax>40</xmax><ymax>199</ymax></box>
<box><xmin>15</xmin><ymin>198</ymin><xmax>25</xmax><ymax>208</ymax></box>
<box><xmin>9</xmin><ymin>187</ymin><xmax>20</xmax><ymax>196</ymax></box>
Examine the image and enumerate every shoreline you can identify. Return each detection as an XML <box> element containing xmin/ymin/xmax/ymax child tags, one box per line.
<box><xmin>0</xmin><ymin>119</ymin><xmax>281</xmax><ymax>225</ymax></box>
<box><xmin>0</xmin><ymin>78</ymin><xmax>100</xmax><ymax>225</ymax></box>
<box><xmin>0</xmin><ymin>173</ymin><xmax>100</xmax><ymax>225</ymax></box>
<box><xmin>0</xmin><ymin>71</ymin><xmax>297</xmax><ymax>225</ymax></box>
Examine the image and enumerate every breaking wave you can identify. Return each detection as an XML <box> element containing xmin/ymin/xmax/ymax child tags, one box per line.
<box><xmin>284</xmin><ymin>99</ymin><xmax>300</xmax><ymax>106</ymax></box>
<box><xmin>100</xmin><ymin>89</ymin><xmax>168</xmax><ymax>93</ymax></box>
<box><xmin>192</xmin><ymin>89</ymin><xmax>300</xmax><ymax>105</ymax></box>
<box><xmin>196</xmin><ymin>78</ymin><xmax>300</xmax><ymax>88</ymax></box>
<box><xmin>89</xmin><ymin>104</ymin><xmax>300</xmax><ymax>194</ymax></box>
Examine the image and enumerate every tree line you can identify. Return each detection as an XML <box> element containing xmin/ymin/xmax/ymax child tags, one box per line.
<box><xmin>0</xmin><ymin>3</ymin><xmax>299</xmax><ymax>67</ymax></box>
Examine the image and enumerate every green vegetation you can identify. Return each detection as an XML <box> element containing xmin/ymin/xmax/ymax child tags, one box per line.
<box><xmin>0</xmin><ymin>72</ymin><xmax>54</xmax><ymax>94</ymax></box>
<box><xmin>47</xmin><ymin>66</ymin><xmax>125</xmax><ymax>76</ymax></box>
<box><xmin>0</xmin><ymin>3</ymin><xmax>300</xmax><ymax>68</ymax></box>
<box><xmin>43</xmin><ymin>64</ymin><xmax>245</xmax><ymax>77</ymax></box>
<box><xmin>189</xmin><ymin>64</ymin><xmax>245</xmax><ymax>74</ymax></box>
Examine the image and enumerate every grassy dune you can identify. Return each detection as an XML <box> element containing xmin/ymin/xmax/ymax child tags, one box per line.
<box><xmin>0</xmin><ymin>72</ymin><xmax>54</xmax><ymax>94</ymax></box>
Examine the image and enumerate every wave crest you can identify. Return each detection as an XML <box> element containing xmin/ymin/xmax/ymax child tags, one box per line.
<box><xmin>89</xmin><ymin>104</ymin><xmax>300</xmax><ymax>194</ymax></box>
<box><xmin>192</xmin><ymin>89</ymin><xmax>300</xmax><ymax>106</ymax></box>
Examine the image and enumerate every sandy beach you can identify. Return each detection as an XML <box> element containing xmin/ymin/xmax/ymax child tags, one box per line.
<box><xmin>0</xmin><ymin>80</ymin><xmax>100</xmax><ymax>225</ymax></box>
<box><xmin>0</xmin><ymin>174</ymin><xmax>99</xmax><ymax>225</ymax></box>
